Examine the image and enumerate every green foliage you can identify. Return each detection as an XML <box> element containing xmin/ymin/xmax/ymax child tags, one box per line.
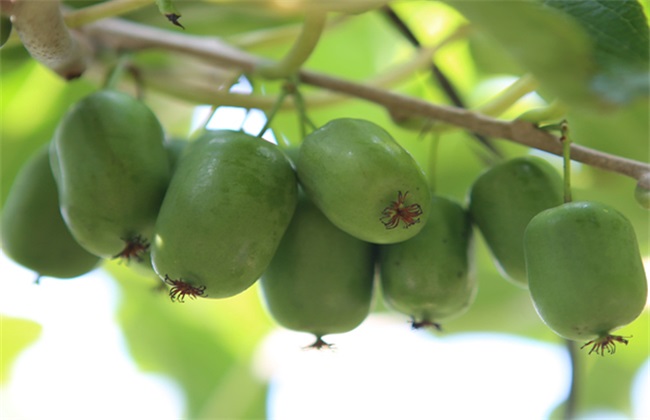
<box><xmin>544</xmin><ymin>0</ymin><xmax>650</xmax><ymax>104</ymax></box>
<box><xmin>446</xmin><ymin>0</ymin><xmax>598</xmax><ymax>108</ymax></box>
<box><xmin>108</xmin><ymin>264</ymin><xmax>269</xmax><ymax>418</ymax></box>
<box><xmin>448</xmin><ymin>0</ymin><xmax>650</xmax><ymax>108</ymax></box>
<box><xmin>0</xmin><ymin>316</ymin><xmax>42</xmax><ymax>384</ymax></box>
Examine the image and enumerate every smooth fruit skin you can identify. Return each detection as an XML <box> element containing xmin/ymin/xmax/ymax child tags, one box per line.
<box><xmin>524</xmin><ymin>201</ymin><xmax>648</xmax><ymax>341</ymax></box>
<box><xmin>50</xmin><ymin>90</ymin><xmax>171</xmax><ymax>258</ymax></box>
<box><xmin>468</xmin><ymin>156</ymin><xmax>563</xmax><ymax>286</ymax></box>
<box><xmin>152</xmin><ymin>130</ymin><xmax>298</xmax><ymax>299</ymax></box>
<box><xmin>379</xmin><ymin>196</ymin><xmax>476</xmax><ymax>325</ymax></box>
<box><xmin>164</xmin><ymin>138</ymin><xmax>188</xmax><ymax>173</ymax></box>
<box><xmin>0</xmin><ymin>16</ymin><xmax>11</xmax><ymax>48</ymax></box>
<box><xmin>297</xmin><ymin>118</ymin><xmax>430</xmax><ymax>244</ymax></box>
<box><xmin>1</xmin><ymin>146</ymin><xmax>100</xmax><ymax>278</ymax></box>
<box><xmin>260</xmin><ymin>192</ymin><xmax>375</xmax><ymax>337</ymax></box>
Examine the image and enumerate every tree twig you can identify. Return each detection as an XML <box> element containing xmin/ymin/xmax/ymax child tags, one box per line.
<box><xmin>381</xmin><ymin>4</ymin><xmax>500</xmax><ymax>157</ymax></box>
<box><xmin>79</xmin><ymin>16</ymin><xmax>650</xmax><ymax>182</ymax></box>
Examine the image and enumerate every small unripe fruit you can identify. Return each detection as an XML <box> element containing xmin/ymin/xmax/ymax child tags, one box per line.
<box><xmin>2</xmin><ymin>145</ymin><xmax>100</xmax><ymax>279</ymax></box>
<box><xmin>260</xmin><ymin>192</ymin><xmax>375</xmax><ymax>348</ymax></box>
<box><xmin>50</xmin><ymin>90</ymin><xmax>171</xmax><ymax>260</ymax></box>
<box><xmin>379</xmin><ymin>196</ymin><xmax>476</xmax><ymax>329</ymax></box>
<box><xmin>525</xmin><ymin>201</ymin><xmax>648</xmax><ymax>355</ymax></box>
<box><xmin>469</xmin><ymin>156</ymin><xmax>563</xmax><ymax>286</ymax></box>
<box><xmin>297</xmin><ymin>118</ymin><xmax>430</xmax><ymax>244</ymax></box>
<box><xmin>152</xmin><ymin>130</ymin><xmax>298</xmax><ymax>300</ymax></box>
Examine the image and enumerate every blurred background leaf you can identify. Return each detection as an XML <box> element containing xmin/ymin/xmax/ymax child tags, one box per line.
<box><xmin>0</xmin><ymin>316</ymin><xmax>42</xmax><ymax>384</ymax></box>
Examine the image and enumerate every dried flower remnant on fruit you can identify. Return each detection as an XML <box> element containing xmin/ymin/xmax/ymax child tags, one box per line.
<box><xmin>303</xmin><ymin>336</ymin><xmax>335</xmax><ymax>350</ymax></box>
<box><xmin>113</xmin><ymin>235</ymin><xmax>150</xmax><ymax>262</ymax></box>
<box><xmin>410</xmin><ymin>317</ymin><xmax>442</xmax><ymax>331</ymax></box>
<box><xmin>380</xmin><ymin>191</ymin><xmax>423</xmax><ymax>229</ymax></box>
<box><xmin>580</xmin><ymin>335</ymin><xmax>630</xmax><ymax>356</ymax></box>
<box><xmin>164</xmin><ymin>275</ymin><xmax>207</xmax><ymax>302</ymax></box>
<box><xmin>165</xmin><ymin>14</ymin><xmax>185</xmax><ymax>29</ymax></box>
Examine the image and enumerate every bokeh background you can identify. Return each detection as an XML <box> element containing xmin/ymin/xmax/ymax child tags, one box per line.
<box><xmin>2</xmin><ymin>1</ymin><xmax>649</xmax><ymax>419</ymax></box>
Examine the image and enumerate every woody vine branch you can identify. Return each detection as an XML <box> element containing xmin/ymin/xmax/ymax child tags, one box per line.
<box><xmin>20</xmin><ymin>11</ymin><xmax>650</xmax><ymax>187</ymax></box>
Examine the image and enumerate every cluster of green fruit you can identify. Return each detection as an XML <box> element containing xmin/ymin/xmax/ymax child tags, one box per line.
<box><xmin>2</xmin><ymin>90</ymin><xmax>647</xmax><ymax>354</ymax></box>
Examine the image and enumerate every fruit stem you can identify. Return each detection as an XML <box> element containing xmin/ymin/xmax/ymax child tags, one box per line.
<box><xmin>103</xmin><ymin>52</ymin><xmax>132</xmax><ymax>90</ymax></box>
<box><xmin>229</xmin><ymin>14</ymin><xmax>348</xmax><ymax>50</ymax></box>
<box><xmin>257</xmin><ymin>85</ymin><xmax>290</xmax><ymax>139</ymax></box>
<box><xmin>560</xmin><ymin>120</ymin><xmax>572</xmax><ymax>203</ymax></box>
<box><xmin>292</xmin><ymin>81</ymin><xmax>317</xmax><ymax>140</ymax></box>
<box><xmin>254</xmin><ymin>10</ymin><xmax>327</xmax><ymax>80</ymax></box>
<box><xmin>517</xmin><ymin>99</ymin><xmax>568</xmax><ymax>124</ymax></box>
<box><xmin>427</xmin><ymin>134</ymin><xmax>440</xmax><ymax>194</ymax></box>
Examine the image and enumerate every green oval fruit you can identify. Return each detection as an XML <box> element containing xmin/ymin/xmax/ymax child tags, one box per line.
<box><xmin>525</xmin><ymin>201</ymin><xmax>648</xmax><ymax>355</ymax></box>
<box><xmin>379</xmin><ymin>196</ymin><xmax>476</xmax><ymax>328</ymax></box>
<box><xmin>297</xmin><ymin>118</ymin><xmax>430</xmax><ymax>244</ymax></box>
<box><xmin>121</xmin><ymin>138</ymin><xmax>189</xmax><ymax>277</ymax></box>
<box><xmin>468</xmin><ymin>156</ymin><xmax>563</xmax><ymax>286</ymax></box>
<box><xmin>1</xmin><ymin>145</ymin><xmax>100</xmax><ymax>278</ymax></box>
<box><xmin>152</xmin><ymin>130</ymin><xmax>298</xmax><ymax>300</ymax></box>
<box><xmin>260</xmin><ymin>192</ymin><xmax>375</xmax><ymax>347</ymax></box>
<box><xmin>164</xmin><ymin>138</ymin><xmax>188</xmax><ymax>173</ymax></box>
<box><xmin>50</xmin><ymin>90</ymin><xmax>171</xmax><ymax>259</ymax></box>
<box><xmin>128</xmin><ymin>138</ymin><xmax>190</xmax><ymax>277</ymax></box>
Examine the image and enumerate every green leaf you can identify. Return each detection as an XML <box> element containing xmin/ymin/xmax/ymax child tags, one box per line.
<box><xmin>544</xmin><ymin>0</ymin><xmax>649</xmax><ymax>69</ymax></box>
<box><xmin>0</xmin><ymin>316</ymin><xmax>42</xmax><ymax>384</ymax></box>
<box><xmin>107</xmin><ymin>264</ymin><xmax>270</xmax><ymax>418</ymax></box>
<box><xmin>543</xmin><ymin>0</ymin><xmax>650</xmax><ymax>104</ymax></box>
<box><xmin>446</xmin><ymin>0</ymin><xmax>599</xmax><ymax>109</ymax></box>
<box><xmin>447</xmin><ymin>0</ymin><xmax>650</xmax><ymax>109</ymax></box>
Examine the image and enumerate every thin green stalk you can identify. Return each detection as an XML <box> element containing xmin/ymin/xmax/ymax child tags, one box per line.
<box><xmin>560</xmin><ymin>120</ymin><xmax>572</xmax><ymax>203</ymax></box>
<box><xmin>64</xmin><ymin>0</ymin><xmax>154</xmax><ymax>28</ymax></box>
<box><xmin>292</xmin><ymin>86</ymin><xmax>312</xmax><ymax>141</ymax></box>
<box><xmin>255</xmin><ymin>10</ymin><xmax>327</xmax><ymax>79</ymax></box>
<box><xmin>228</xmin><ymin>14</ymin><xmax>348</xmax><ymax>50</ymax></box>
<box><xmin>427</xmin><ymin>134</ymin><xmax>440</xmax><ymax>194</ymax></box>
<box><xmin>517</xmin><ymin>100</ymin><xmax>569</xmax><ymax>125</ymax></box>
<box><xmin>103</xmin><ymin>54</ymin><xmax>132</xmax><ymax>90</ymax></box>
<box><xmin>257</xmin><ymin>87</ymin><xmax>289</xmax><ymax>138</ymax></box>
